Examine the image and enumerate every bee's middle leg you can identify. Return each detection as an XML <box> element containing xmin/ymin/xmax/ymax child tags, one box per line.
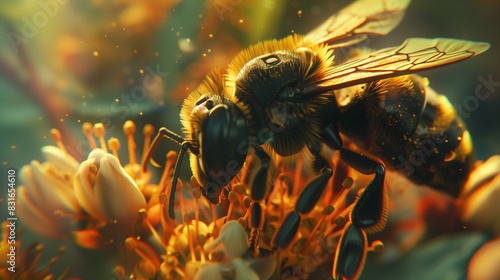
<box><xmin>273</xmin><ymin>142</ymin><xmax>334</xmax><ymax>249</ymax></box>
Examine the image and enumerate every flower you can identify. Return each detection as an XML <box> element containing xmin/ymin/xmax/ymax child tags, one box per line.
<box><xmin>74</xmin><ymin>148</ymin><xmax>146</xmax><ymax>223</ymax></box>
<box><xmin>0</xmin><ymin>221</ymin><xmax>67</xmax><ymax>280</ymax></box>
<box><xmin>20</xmin><ymin>120</ymin><xmax>500</xmax><ymax>279</ymax></box>
<box><xmin>458</xmin><ymin>155</ymin><xmax>500</xmax><ymax>235</ymax></box>
<box><xmin>18</xmin><ymin>130</ymin><xmax>81</xmax><ymax>239</ymax></box>
<box><xmin>18</xmin><ymin>121</ymin><xmax>155</xmax><ymax>251</ymax></box>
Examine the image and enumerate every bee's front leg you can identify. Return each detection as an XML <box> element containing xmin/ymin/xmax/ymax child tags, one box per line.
<box><xmin>247</xmin><ymin>144</ymin><xmax>271</xmax><ymax>255</ymax></box>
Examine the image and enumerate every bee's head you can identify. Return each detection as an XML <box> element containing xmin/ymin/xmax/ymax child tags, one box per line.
<box><xmin>180</xmin><ymin>70</ymin><xmax>250</xmax><ymax>204</ymax></box>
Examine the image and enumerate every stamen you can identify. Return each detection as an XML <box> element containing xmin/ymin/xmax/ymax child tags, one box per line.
<box><xmin>232</xmin><ymin>182</ymin><xmax>247</xmax><ymax>213</ymax></box>
<box><xmin>123</xmin><ymin>120</ymin><xmax>137</xmax><ymax>165</ymax></box>
<box><xmin>279</xmin><ymin>173</ymin><xmax>287</xmax><ymax>221</ymax></box>
<box><xmin>27</xmin><ymin>244</ymin><xmax>44</xmax><ymax>272</ymax></box>
<box><xmin>184</xmin><ymin>213</ymin><xmax>197</xmax><ymax>262</ymax></box>
<box><xmin>138</xmin><ymin>209</ymin><xmax>167</xmax><ymax>249</ymax></box>
<box><xmin>292</xmin><ymin>156</ymin><xmax>303</xmax><ymax>196</ymax></box>
<box><xmin>50</xmin><ymin>128</ymin><xmax>67</xmax><ymax>154</ymax></box>
<box><xmin>82</xmin><ymin>122</ymin><xmax>97</xmax><ymax>150</ymax></box>
<box><xmin>192</xmin><ymin>185</ymin><xmax>202</xmax><ymax>247</ymax></box>
<box><xmin>159</xmin><ymin>193</ymin><xmax>173</xmax><ymax>241</ymax></box>
<box><xmin>301</xmin><ymin>205</ymin><xmax>334</xmax><ymax>253</ymax></box>
<box><xmin>177</xmin><ymin>179</ymin><xmax>186</xmax><ymax>223</ymax></box>
<box><xmin>324</xmin><ymin>209</ymin><xmax>350</xmax><ymax>237</ymax></box>
<box><xmin>211</xmin><ymin>204</ymin><xmax>218</xmax><ymax>238</ymax></box>
<box><xmin>164</xmin><ymin>255</ymin><xmax>186</xmax><ymax>278</ymax></box>
<box><xmin>226</xmin><ymin>191</ymin><xmax>238</xmax><ymax>222</ymax></box>
<box><xmin>93</xmin><ymin>123</ymin><xmax>108</xmax><ymax>153</ymax></box>
<box><xmin>141</xmin><ymin>124</ymin><xmax>155</xmax><ymax>164</ymax></box>
<box><xmin>108</xmin><ymin>137</ymin><xmax>121</xmax><ymax>159</ymax></box>
<box><xmin>124</xmin><ymin>237</ymin><xmax>159</xmax><ymax>268</ymax></box>
<box><xmin>38</xmin><ymin>246</ymin><xmax>67</xmax><ymax>276</ymax></box>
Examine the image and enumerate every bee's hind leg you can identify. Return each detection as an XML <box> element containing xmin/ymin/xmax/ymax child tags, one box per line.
<box><xmin>322</xmin><ymin>123</ymin><xmax>388</xmax><ymax>279</ymax></box>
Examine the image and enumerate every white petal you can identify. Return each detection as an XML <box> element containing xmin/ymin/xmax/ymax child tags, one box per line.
<box><xmin>194</xmin><ymin>263</ymin><xmax>223</xmax><ymax>280</ymax></box>
<box><xmin>41</xmin><ymin>145</ymin><xmax>79</xmax><ymax>174</ymax></box>
<box><xmin>204</xmin><ymin>221</ymin><xmax>248</xmax><ymax>260</ymax></box>
<box><xmin>233</xmin><ymin>259</ymin><xmax>259</xmax><ymax>280</ymax></box>
<box><xmin>461</xmin><ymin>155</ymin><xmax>500</xmax><ymax>197</ymax></box>
<box><xmin>17</xmin><ymin>186</ymin><xmax>67</xmax><ymax>239</ymax></box>
<box><xmin>461</xmin><ymin>175</ymin><xmax>500</xmax><ymax>235</ymax></box>
<box><xmin>30</xmin><ymin>160</ymin><xmax>80</xmax><ymax>214</ymax></box>
<box><xmin>19</xmin><ymin>165</ymin><xmax>43</xmax><ymax>207</ymax></box>
<box><xmin>94</xmin><ymin>154</ymin><xmax>146</xmax><ymax>222</ymax></box>
<box><xmin>220</xmin><ymin>221</ymin><xmax>248</xmax><ymax>259</ymax></box>
<box><xmin>74</xmin><ymin>160</ymin><xmax>106</xmax><ymax>220</ymax></box>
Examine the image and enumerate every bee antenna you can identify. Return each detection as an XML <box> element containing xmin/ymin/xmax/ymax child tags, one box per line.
<box><xmin>169</xmin><ymin>141</ymin><xmax>193</xmax><ymax>219</ymax></box>
<box><xmin>141</xmin><ymin>127</ymin><xmax>184</xmax><ymax>173</ymax></box>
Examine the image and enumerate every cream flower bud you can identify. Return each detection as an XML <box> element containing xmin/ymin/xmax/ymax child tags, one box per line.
<box><xmin>204</xmin><ymin>221</ymin><xmax>248</xmax><ymax>260</ymax></box>
<box><xmin>74</xmin><ymin>149</ymin><xmax>147</xmax><ymax>222</ymax></box>
<box><xmin>41</xmin><ymin>145</ymin><xmax>79</xmax><ymax>174</ymax></box>
<box><xmin>17</xmin><ymin>147</ymin><xmax>81</xmax><ymax>239</ymax></box>
<box><xmin>459</xmin><ymin>156</ymin><xmax>500</xmax><ymax>235</ymax></box>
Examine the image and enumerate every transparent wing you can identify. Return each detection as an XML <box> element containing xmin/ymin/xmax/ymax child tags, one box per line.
<box><xmin>305</xmin><ymin>0</ymin><xmax>411</xmax><ymax>47</ymax></box>
<box><xmin>304</xmin><ymin>38</ymin><xmax>490</xmax><ymax>94</ymax></box>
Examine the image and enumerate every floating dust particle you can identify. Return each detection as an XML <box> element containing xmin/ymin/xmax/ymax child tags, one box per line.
<box><xmin>93</xmin><ymin>51</ymin><xmax>99</xmax><ymax>57</ymax></box>
<box><xmin>311</xmin><ymin>5</ymin><xmax>321</xmax><ymax>16</ymax></box>
<box><xmin>11</xmin><ymin>145</ymin><xmax>16</xmax><ymax>149</ymax></box>
<box><xmin>297</xmin><ymin>10</ymin><xmax>303</xmax><ymax>17</ymax></box>
<box><xmin>239</xmin><ymin>19</ymin><xmax>244</xmax><ymax>23</ymax></box>
<box><xmin>209</xmin><ymin>34</ymin><xmax>213</xmax><ymax>38</ymax></box>
<box><xmin>139</xmin><ymin>69</ymin><xmax>144</xmax><ymax>75</ymax></box>
<box><xmin>115</xmin><ymin>99</ymin><xmax>119</xmax><ymax>102</ymax></box>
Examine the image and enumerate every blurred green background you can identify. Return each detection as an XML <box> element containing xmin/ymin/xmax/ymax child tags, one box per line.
<box><xmin>0</xmin><ymin>0</ymin><xmax>498</xmax><ymax>279</ymax></box>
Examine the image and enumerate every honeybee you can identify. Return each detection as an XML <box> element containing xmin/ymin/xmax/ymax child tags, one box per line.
<box><xmin>143</xmin><ymin>0</ymin><xmax>489</xmax><ymax>278</ymax></box>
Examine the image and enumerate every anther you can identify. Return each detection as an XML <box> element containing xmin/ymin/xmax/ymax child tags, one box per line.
<box><xmin>123</xmin><ymin>120</ymin><xmax>137</xmax><ymax>165</ymax></box>
<box><xmin>82</xmin><ymin>122</ymin><xmax>97</xmax><ymax>149</ymax></box>
<box><xmin>94</xmin><ymin>123</ymin><xmax>107</xmax><ymax>153</ymax></box>
<box><xmin>108</xmin><ymin>137</ymin><xmax>121</xmax><ymax>159</ymax></box>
